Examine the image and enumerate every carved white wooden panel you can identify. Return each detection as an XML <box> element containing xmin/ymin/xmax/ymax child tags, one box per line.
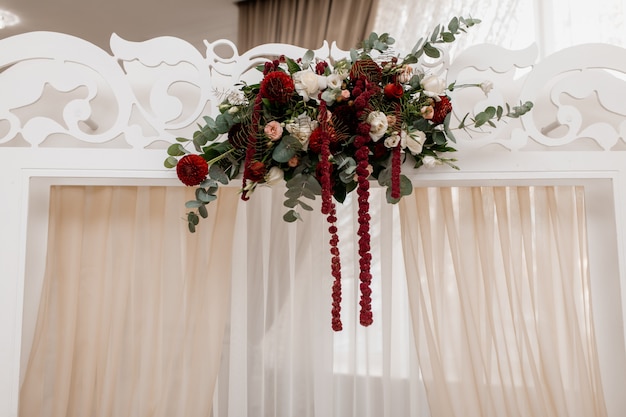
<box><xmin>1</xmin><ymin>32</ymin><xmax>624</xmax><ymax>153</ymax></box>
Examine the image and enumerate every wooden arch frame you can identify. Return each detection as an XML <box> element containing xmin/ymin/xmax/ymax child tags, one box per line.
<box><xmin>1</xmin><ymin>33</ymin><xmax>626</xmax><ymax>416</ymax></box>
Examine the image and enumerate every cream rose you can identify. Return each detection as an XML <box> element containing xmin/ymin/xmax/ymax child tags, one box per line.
<box><xmin>422</xmin><ymin>155</ymin><xmax>442</xmax><ymax>168</ymax></box>
<box><xmin>286</xmin><ymin>113</ymin><xmax>318</xmax><ymax>150</ymax></box>
<box><xmin>326</xmin><ymin>73</ymin><xmax>343</xmax><ymax>89</ymax></box>
<box><xmin>421</xmin><ymin>75</ymin><xmax>447</xmax><ymax>98</ymax></box>
<box><xmin>293</xmin><ymin>70</ymin><xmax>327</xmax><ymax>102</ymax></box>
<box><xmin>366</xmin><ymin>111</ymin><xmax>388</xmax><ymax>142</ymax></box>
<box><xmin>401</xmin><ymin>130</ymin><xmax>426</xmax><ymax>154</ymax></box>
<box><xmin>384</xmin><ymin>132</ymin><xmax>401</xmax><ymax>148</ymax></box>
<box><xmin>264</xmin><ymin>121</ymin><xmax>283</xmax><ymax>141</ymax></box>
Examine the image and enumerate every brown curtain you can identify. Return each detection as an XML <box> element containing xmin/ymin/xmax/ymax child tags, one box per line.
<box><xmin>237</xmin><ymin>0</ymin><xmax>380</xmax><ymax>52</ymax></box>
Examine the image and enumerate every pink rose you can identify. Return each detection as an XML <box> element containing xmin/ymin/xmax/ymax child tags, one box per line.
<box><xmin>264</xmin><ymin>121</ymin><xmax>283</xmax><ymax>141</ymax></box>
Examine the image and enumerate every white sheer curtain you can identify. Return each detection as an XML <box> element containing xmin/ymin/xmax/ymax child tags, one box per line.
<box><xmin>373</xmin><ymin>0</ymin><xmax>626</xmax><ymax>59</ymax></box>
<box><xmin>19</xmin><ymin>186</ymin><xmax>238</xmax><ymax>417</ymax></box>
<box><xmin>372</xmin><ymin>0</ymin><xmax>534</xmax><ymax>56</ymax></box>
<box><xmin>212</xmin><ymin>186</ymin><xmax>429</xmax><ymax>417</ymax></box>
<box><xmin>398</xmin><ymin>186</ymin><xmax>607</xmax><ymax>417</ymax></box>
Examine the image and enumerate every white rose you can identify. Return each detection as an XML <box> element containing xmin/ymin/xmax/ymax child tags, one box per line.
<box><xmin>366</xmin><ymin>111</ymin><xmax>388</xmax><ymax>142</ymax></box>
<box><xmin>265</xmin><ymin>166</ymin><xmax>284</xmax><ymax>186</ymax></box>
<box><xmin>384</xmin><ymin>132</ymin><xmax>401</xmax><ymax>148</ymax></box>
<box><xmin>401</xmin><ymin>130</ymin><xmax>426</xmax><ymax>154</ymax></box>
<box><xmin>293</xmin><ymin>70</ymin><xmax>326</xmax><ymax>102</ymax></box>
<box><xmin>422</xmin><ymin>155</ymin><xmax>442</xmax><ymax>168</ymax></box>
<box><xmin>480</xmin><ymin>80</ymin><xmax>494</xmax><ymax>96</ymax></box>
<box><xmin>286</xmin><ymin>113</ymin><xmax>319</xmax><ymax>150</ymax></box>
<box><xmin>421</xmin><ymin>75</ymin><xmax>447</xmax><ymax>98</ymax></box>
<box><xmin>326</xmin><ymin>73</ymin><xmax>342</xmax><ymax>89</ymax></box>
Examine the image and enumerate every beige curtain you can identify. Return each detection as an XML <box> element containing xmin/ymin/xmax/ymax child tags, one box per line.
<box><xmin>19</xmin><ymin>185</ymin><xmax>238</xmax><ymax>417</ymax></box>
<box><xmin>237</xmin><ymin>0</ymin><xmax>380</xmax><ymax>51</ymax></box>
<box><xmin>398</xmin><ymin>186</ymin><xmax>607</xmax><ymax>417</ymax></box>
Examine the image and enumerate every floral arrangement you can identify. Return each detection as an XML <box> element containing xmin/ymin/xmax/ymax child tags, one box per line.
<box><xmin>165</xmin><ymin>16</ymin><xmax>532</xmax><ymax>331</ymax></box>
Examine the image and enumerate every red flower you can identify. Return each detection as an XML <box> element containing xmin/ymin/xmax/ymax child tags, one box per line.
<box><xmin>246</xmin><ymin>160</ymin><xmax>266</xmax><ymax>182</ymax></box>
<box><xmin>308</xmin><ymin>126</ymin><xmax>338</xmax><ymax>153</ymax></box>
<box><xmin>260</xmin><ymin>71</ymin><xmax>295</xmax><ymax>105</ymax></box>
<box><xmin>431</xmin><ymin>96</ymin><xmax>452</xmax><ymax>124</ymax></box>
<box><xmin>383</xmin><ymin>83</ymin><xmax>404</xmax><ymax>99</ymax></box>
<box><xmin>176</xmin><ymin>154</ymin><xmax>208</xmax><ymax>186</ymax></box>
<box><xmin>315</xmin><ymin>61</ymin><xmax>328</xmax><ymax>75</ymax></box>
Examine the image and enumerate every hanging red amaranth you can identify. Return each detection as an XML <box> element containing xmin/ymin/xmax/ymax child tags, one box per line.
<box><xmin>390</xmin><ymin>102</ymin><xmax>403</xmax><ymax>200</ymax></box>
<box><xmin>318</xmin><ymin>100</ymin><xmax>343</xmax><ymax>331</ymax></box>
<box><xmin>391</xmin><ymin>143</ymin><xmax>402</xmax><ymax>199</ymax></box>
<box><xmin>351</xmin><ymin>77</ymin><xmax>378</xmax><ymax>327</ymax></box>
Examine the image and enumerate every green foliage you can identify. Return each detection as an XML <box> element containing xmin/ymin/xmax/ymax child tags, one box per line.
<box><xmin>282</xmin><ymin>173</ymin><xmax>321</xmax><ymax>222</ymax></box>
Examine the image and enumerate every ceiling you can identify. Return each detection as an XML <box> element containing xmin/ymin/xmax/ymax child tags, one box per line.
<box><xmin>0</xmin><ymin>0</ymin><xmax>239</xmax><ymax>53</ymax></box>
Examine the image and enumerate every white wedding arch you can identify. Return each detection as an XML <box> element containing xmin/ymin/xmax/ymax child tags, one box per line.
<box><xmin>1</xmin><ymin>32</ymin><xmax>626</xmax><ymax>416</ymax></box>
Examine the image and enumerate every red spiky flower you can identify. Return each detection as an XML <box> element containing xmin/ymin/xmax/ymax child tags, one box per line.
<box><xmin>431</xmin><ymin>95</ymin><xmax>452</xmax><ymax>124</ymax></box>
<box><xmin>259</xmin><ymin>71</ymin><xmax>295</xmax><ymax>105</ymax></box>
<box><xmin>176</xmin><ymin>154</ymin><xmax>208</xmax><ymax>186</ymax></box>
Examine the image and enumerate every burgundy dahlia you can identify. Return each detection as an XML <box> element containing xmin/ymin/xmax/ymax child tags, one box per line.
<box><xmin>259</xmin><ymin>71</ymin><xmax>295</xmax><ymax>105</ymax></box>
<box><xmin>176</xmin><ymin>154</ymin><xmax>208</xmax><ymax>186</ymax></box>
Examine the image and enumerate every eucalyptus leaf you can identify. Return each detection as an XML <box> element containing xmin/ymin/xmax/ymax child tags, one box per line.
<box><xmin>202</xmin><ymin>116</ymin><xmax>217</xmax><ymax>130</ymax></box>
<box><xmin>305</xmin><ymin>175</ymin><xmax>322</xmax><ymax>194</ymax></box>
<box><xmin>432</xmin><ymin>130</ymin><xmax>447</xmax><ymax>145</ymax></box>
<box><xmin>198</xmin><ymin>204</ymin><xmax>208</xmax><ymax>219</ymax></box>
<box><xmin>302</xmin><ymin>50</ymin><xmax>315</xmax><ymax>66</ymax></box>
<box><xmin>298</xmin><ymin>200</ymin><xmax>314</xmax><ymax>211</ymax></box>
<box><xmin>442</xmin><ymin>32</ymin><xmax>456</xmax><ymax>42</ymax></box>
<box><xmin>448</xmin><ymin>16</ymin><xmax>459</xmax><ymax>33</ymax></box>
<box><xmin>209</xmin><ymin>164</ymin><xmax>229</xmax><ymax>185</ymax></box>
<box><xmin>185</xmin><ymin>200</ymin><xmax>204</xmax><ymax>209</ymax></box>
<box><xmin>423</xmin><ymin>43</ymin><xmax>441</xmax><ymax>58</ymax></box>
<box><xmin>167</xmin><ymin>143</ymin><xmax>187</xmax><ymax>157</ymax></box>
<box><xmin>443</xmin><ymin>113</ymin><xmax>456</xmax><ymax>143</ymax></box>
<box><xmin>215</xmin><ymin>114</ymin><xmax>231</xmax><ymax>134</ymax></box>
<box><xmin>283</xmin><ymin>209</ymin><xmax>301</xmax><ymax>222</ymax></box>
<box><xmin>272</xmin><ymin>135</ymin><xmax>301</xmax><ymax>163</ymax></box>
<box><xmin>283</xmin><ymin>198</ymin><xmax>299</xmax><ymax>208</ymax></box>
<box><xmin>164</xmin><ymin>156</ymin><xmax>178</xmax><ymax>169</ymax></box>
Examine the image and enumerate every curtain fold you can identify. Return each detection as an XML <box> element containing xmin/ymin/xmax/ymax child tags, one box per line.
<box><xmin>212</xmin><ymin>186</ymin><xmax>429</xmax><ymax>417</ymax></box>
<box><xmin>398</xmin><ymin>186</ymin><xmax>607</xmax><ymax>417</ymax></box>
<box><xmin>237</xmin><ymin>0</ymin><xmax>380</xmax><ymax>52</ymax></box>
<box><xmin>19</xmin><ymin>186</ymin><xmax>238</xmax><ymax>417</ymax></box>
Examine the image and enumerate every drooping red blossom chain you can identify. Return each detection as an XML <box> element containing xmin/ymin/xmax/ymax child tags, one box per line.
<box><xmin>391</xmin><ymin>142</ymin><xmax>402</xmax><ymax>199</ymax></box>
<box><xmin>240</xmin><ymin>93</ymin><xmax>263</xmax><ymax>201</ymax></box>
<box><xmin>351</xmin><ymin>77</ymin><xmax>379</xmax><ymax>327</ymax></box>
<box><xmin>354</xmin><ymin>125</ymin><xmax>373</xmax><ymax>326</ymax></box>
<box><xmin>390</xmin><ymin>102</ymin><xmax>403</xmax><ymax>200</ymax></box>
<box><xmin>317</xmin><ymin>100</ymin><xmax>343</xmax><ymax>331</ymax></box>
